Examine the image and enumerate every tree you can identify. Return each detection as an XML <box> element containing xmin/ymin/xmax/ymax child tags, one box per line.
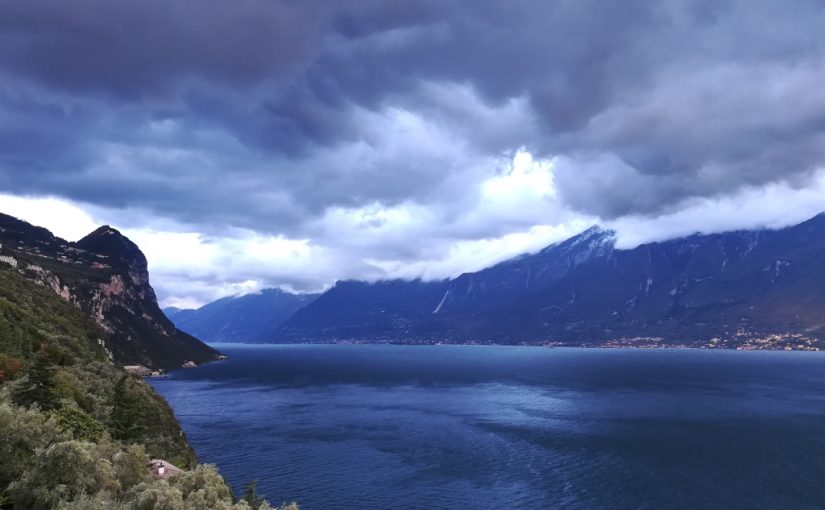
<box><xmin>53</xmin><ymin>406</ymin><xmax>106</xmax><ymax>442</ymax></box>
<box><xmin>56</xmin><ymin>493</ymin><xmax>131</xmax><ymax>510</ymax></box>
<box><xmin>11</xmin><ymin>352</ymin><xmax>59</xmax><ymax>411</ymax></box>
<box><xmin>8</xmin><ymin>440</ymin><xmax>119</xmax><ymax>509</ymax></box>
<box><xmin>244</xmin><ymin>480</ymin><xmax>265</xmax><ymax>510</ymax></box>
<box><xmin>171</xmin><ymin>464</ymin><xmax>234</xmax><ymax>505</ymax></box>
<box><xmin>110</xmin><ymin>375</ymin><xmax>149</xmax><ymax>441</ymax></box>
<box><xmin>112</xmin><ymin>444</ymin><xmax>151</xmax><ymax>492</ymax></box>
<box><xmin>130</xmin><ymin>483</ymin><xmax>185</xmax><ymax>510</ymax></box>
<box><xmin>0</xmin><ymin>402</ymin><xmax>68</xmax><ymax>503</ymax></box>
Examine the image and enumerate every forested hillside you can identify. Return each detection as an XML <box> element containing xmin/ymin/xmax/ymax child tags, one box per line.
<box><xmin>0</xmin><ymin>262</ymin><xmax>295</xmax><ymax>509</ymax></box>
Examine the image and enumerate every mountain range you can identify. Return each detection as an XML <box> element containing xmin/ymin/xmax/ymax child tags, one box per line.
<box><xmin>170</xmin><ymin>213</ymin><xmax>825</xmax><ymax>350</ymax></box>
<box><xmin>165</xmin><ymin>289</ymin><xmax>319</xmax><ymax>343</ymax></box>
<box><xmin>0</xmin><ymin>213</ymin><xmax>220</xmax><ymax>368</ymax></box>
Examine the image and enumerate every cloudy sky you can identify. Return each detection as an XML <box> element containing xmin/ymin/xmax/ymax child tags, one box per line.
<box><xmin>2</xmin><ymin>0</ymin><xmax>825</xmax><ymax>308</ymax></box>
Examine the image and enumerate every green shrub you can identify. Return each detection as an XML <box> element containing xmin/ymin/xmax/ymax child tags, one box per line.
<box><xmin>53</xmin><ymin>406</ymin><xmax>106</xmax><ymax>442</ymax></box>
<box><xmin>56</xmin><ymin>493</ymin><xmax>132</xmax><ymax>510</ymax></box>
<box><xmin>113</xmin><ymin>444</ymin><xmax>152</xmax><ymax>492</ymax></box>
<box><xmin>8</xmin><ymin>440</ymin><xmax>119</xmax><ymax>509</ymax></box>
<box><xmin>0</xmin><ymin>402</ymin><xmax>69</xmax><ymax>492</ymax></box>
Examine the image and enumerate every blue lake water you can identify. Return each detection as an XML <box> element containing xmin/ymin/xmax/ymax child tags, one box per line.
<box><xmin>149</xmin><ymin>344</ymin><xmax>825</xmax><ymax>509</ymax></box>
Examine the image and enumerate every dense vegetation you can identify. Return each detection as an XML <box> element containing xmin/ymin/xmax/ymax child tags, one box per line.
<box><xmin>0</xmin><ymin>267</ymin><xmax>297</xmax><ymax>509</ymax></box>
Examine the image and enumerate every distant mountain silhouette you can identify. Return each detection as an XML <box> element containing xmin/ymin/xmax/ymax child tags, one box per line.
<box><xmin>165</xmin><ymin>289</ymin><xmax>319</xmax><ymax>343</ymax></box>
<box><xmin>277</xmin><ymin>279</ymin><xmax>451</xmax><ymax>342</ymax></box>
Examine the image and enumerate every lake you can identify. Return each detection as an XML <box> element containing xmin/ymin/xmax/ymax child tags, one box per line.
<box><xmin>149</xmin><ymin>344</ymin><xmax>825</xmax><ymax>509</ymax></box>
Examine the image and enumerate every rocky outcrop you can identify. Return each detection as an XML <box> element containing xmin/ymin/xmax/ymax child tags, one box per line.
<box><xmin>0</xmin><ymin>214</ymin><xmax>220</xmax><ymax>369</ymax></box>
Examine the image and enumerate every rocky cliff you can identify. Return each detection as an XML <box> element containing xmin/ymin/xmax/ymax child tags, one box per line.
<box><xmin>0</xmin><ymin>213</ymin><xmax>220</xmax><ymax>368</ymax></box>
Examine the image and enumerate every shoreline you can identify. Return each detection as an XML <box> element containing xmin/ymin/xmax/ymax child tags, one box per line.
<box><xmin>202</xmin><ymin>341</ymin><xmax>825</xmax><ymax>353</ymax></box>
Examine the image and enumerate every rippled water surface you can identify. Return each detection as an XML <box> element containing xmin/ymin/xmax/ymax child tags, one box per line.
<box><xmin>150</xmin><ymin>344</ymin><xmax>825</xmax><ymax>509</ymax></box>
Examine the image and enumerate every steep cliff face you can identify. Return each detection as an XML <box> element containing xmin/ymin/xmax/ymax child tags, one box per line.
<box><xmin>0</xmin><ymin>214</ymin><xmax>220</xmax><ymax>368</ymax></box>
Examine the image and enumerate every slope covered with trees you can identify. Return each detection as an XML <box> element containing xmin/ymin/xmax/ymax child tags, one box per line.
<box><xmin>0</xmin><ymin>250</ymin><xmax>296</xmax><ymax>509</ymax></box>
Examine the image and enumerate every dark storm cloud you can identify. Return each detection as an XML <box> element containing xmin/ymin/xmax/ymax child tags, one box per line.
<box><xmin>0</xmin><ymin>0</ymin><xmax>324</xmax><ymax>97</ymax></box>
<box><xmin>1</xmin><ymin>0</ymin><xmax>825</xmax><ymax>232</ymax></box>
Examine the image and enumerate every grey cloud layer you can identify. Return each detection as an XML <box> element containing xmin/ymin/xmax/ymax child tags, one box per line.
<box><xmin>1</xmin><ymin>0</ymin><xmax>824</xmax><ymax>234</ymax></box>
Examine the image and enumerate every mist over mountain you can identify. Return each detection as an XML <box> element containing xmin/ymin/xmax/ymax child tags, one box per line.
<box><xmin>274</xmin><ymin>213</ymin><xmax>825</xmax><ymax>349</ymax></box>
